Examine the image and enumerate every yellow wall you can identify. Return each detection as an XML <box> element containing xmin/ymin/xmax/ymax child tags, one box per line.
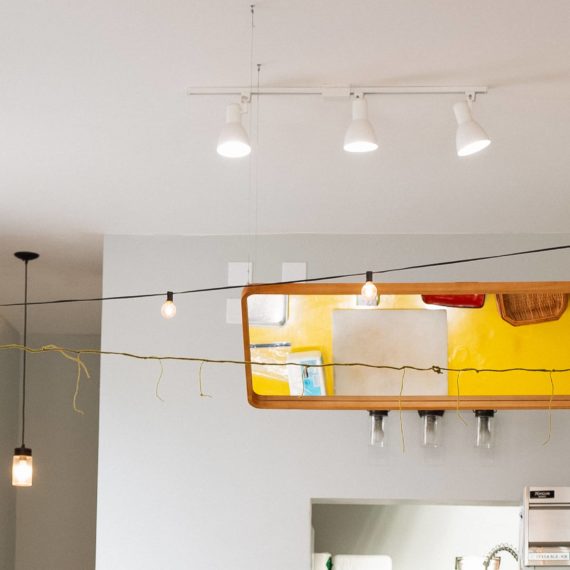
<box><xmin>249</xmin><ymin>294</ymin><xmax>570</xmax><ymax>396</ymax></box>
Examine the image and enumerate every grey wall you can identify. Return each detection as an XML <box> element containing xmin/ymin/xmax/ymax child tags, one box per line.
<box><xmin>0</xmin><ymin>318</ymin><xmax>19</xmax><ymax>570</ymax></box>
<box><xmin>14</xmin><ymin>333</ymin><xmax>100</xmax><ymax>570</ymax></box>
<box><xmin>312</xmin><ymin>504</ymin><xmax>520</xmax><ymax>570</ymax></box>
<box><xmin>97</xmin><ymin>234</ymin><xmax>570</xmax><ymax>570</ymax></box>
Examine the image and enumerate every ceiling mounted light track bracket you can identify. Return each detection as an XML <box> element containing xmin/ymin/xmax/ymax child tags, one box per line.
<box><xmin>465</xmin><ymin>90</ymin><xmax>478</xmax><ymax>104</ymax></box>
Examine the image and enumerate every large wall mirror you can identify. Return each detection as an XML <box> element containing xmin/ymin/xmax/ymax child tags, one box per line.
<box><xmin>242</xmin><ymin>282</ymin><xmax>570</xmax><ymax>410</ymax></box>
<box><xmin>311</xmin><ymin>501</ymin><xmax>520</xmax><ymax>570</ymax></box>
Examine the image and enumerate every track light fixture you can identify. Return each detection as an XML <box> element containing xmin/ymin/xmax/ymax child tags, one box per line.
<box><xmin>454</xmin><ymin>97</ymin><xmax>491</xmax><ymax>157</ymax></box>
<box><xmin>217</xmin><ymin>102</ymin><xmax>251</xmax><ymax>158</ymax></box>
<box><xmin>161</xmin><ymin>291</ymin><xmax>177</xmax><ymax>319</ymax></box>
<box><xmin>190</xmin><ymin>84</ymin><xmax>490</xmax><ymax>159</ymax></box>
<box><xmin>344</xmin><ymin>95</ymin><xmax>378</xmax><ymax>153</ymax></box>
<box><xmin>12</xmin><ymin>251</ymin><xmax>39</xmax><ymax>487</ymax></box>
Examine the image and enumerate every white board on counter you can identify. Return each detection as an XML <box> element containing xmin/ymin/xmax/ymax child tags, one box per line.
<box><xmin>332</xmin><ymin>309</ymin><xmax>448</xmax><ymax>396</ymax></box>
<box><xmin>333</xmin><ymin>555</ymin><xmax>392</xmax><ymax>570</ymax></box>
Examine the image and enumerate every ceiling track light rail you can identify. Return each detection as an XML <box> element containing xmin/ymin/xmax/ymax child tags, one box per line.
<box><xmin>187</xmin><ymin>85</ymin><xmax>488</xmax><ymax>97</ymax></box>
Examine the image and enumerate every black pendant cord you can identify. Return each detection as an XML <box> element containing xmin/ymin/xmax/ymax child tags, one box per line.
<box><xmin>13</xmin><ymin>250</ymin><xmax>38</xmax><ymax>455</ymax></box>
<box><xmin>21</xmin><ymin>259</ymin><xmax>28</xmax><ymax>447</ymax></box>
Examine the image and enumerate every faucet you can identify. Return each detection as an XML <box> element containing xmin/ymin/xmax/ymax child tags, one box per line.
<box><xmin>483</xmin><ymin>544</ymin><xmax>519</xmax><ymax>570</ymax></box>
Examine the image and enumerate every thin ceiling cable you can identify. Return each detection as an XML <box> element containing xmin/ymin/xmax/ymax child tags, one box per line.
<box><xmin>253</xmin><ymin>63</ymin><xmax>261</xmax><ymax>268</ymax></box>
<box><xmin>1</xmin><ymin>243</ymin><xmax>570</xmax><ymax>308</ymax></box>
<box><xmin>249</xmin><ymin>5</ymin><xmax>255</xmax><ymax>96</ymax></box>
<box><xmin>246</xmin><ymin>4</ymin><xmax>256</xmax><ymax>279</ymax></box>
<box><xmin>253</xmin><ymin>62</ymin><xmax>261</xmax><ymax>273</ymax></box>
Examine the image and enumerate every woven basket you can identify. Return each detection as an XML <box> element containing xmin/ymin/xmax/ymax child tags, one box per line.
<box><xmin>496</xmin><ymin>293</ymin><xmax>568</xmax><ymax>326</ymax></box>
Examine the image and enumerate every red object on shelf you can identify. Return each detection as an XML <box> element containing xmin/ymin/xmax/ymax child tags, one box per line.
<box><xmin>421</xmin><ymin>294</ymin><xmax>485</xmax><ymax>309</ymax></box>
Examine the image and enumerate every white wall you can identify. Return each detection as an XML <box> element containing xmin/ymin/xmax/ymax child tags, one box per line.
<box><xmin>14</xmin><ymin>333</ymin><xmax>100</xmax><ymax>570</ymax></box>
<box><xmin>313</xmin><ymin>504</ymin><xmax>520</xmax><ymax>570</ymax></box>
<box><xmin>97</xmin><ymin>234</ymin><xmax>570</xmax><ymax>570</ymax></box>
<box><xmin>0</xmin><ymin>318</ymin><xmax>19</xmax><ymax>570</ymax></box>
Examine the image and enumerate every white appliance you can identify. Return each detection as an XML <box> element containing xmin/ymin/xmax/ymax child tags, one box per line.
<box><xmin>521</xmin><ymin>486</ymin><xmax>570</xmax><ymax>568</ymax></box>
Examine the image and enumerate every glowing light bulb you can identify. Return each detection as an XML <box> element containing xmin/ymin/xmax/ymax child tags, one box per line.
<box><xmin>12</xmin><ymin>447</ymin><xmax>33</xmax><ymax>487</ymax></box>
<box><xmin>161</xmin><ymin>291</ymin><xmax>176</xmax><ymax>319</ymax></box>
<box><xmin>361</xmin><ymin>271</ymin><xmax>377</xmax><ymax>302</ymax></box>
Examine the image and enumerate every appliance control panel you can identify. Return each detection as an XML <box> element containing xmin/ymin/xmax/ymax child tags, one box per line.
<box><xmin>522</xmin><ymin>487</ymin><xmax>570</xmax><ymax>569</ymax></box>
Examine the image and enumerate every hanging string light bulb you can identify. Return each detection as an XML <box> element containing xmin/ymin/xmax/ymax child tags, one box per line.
<box><xmin>361</xmin><ymin>271</ymin><xmax>378</xmax><ymax>304</ymax></box>
<box><xmin>160</xmin><ymin>291</ymin><xmax>177</xmax><ymax>319</ymax></box>
<box><xmin>12</xmin><ymin>251</ymin><xmax>39</xmax><ymax>487</ymax></box>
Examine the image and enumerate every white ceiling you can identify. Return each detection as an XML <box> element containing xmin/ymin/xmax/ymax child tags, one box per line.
<box><xmin>0</xmin><ymin>0</ymin><xmax>569</xmax><ymax>333</ymax></box>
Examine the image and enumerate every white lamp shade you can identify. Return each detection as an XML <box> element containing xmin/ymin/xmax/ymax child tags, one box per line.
<box><xmin>217</xmin><ymin>103</ymin><xmax>251</xmax><ymax>158</ymax></box>
<box><xmin>344</xmin><ymin>98</ymin><xmax>378</xmax><ymax>153</ymax></box>
<box><xmin>454</xmin><ymin>101</ymin><xmax>491</xmax><ymax>157</ymax></box>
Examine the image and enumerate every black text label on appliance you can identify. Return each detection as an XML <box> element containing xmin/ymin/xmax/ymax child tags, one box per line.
<box><xmin>530</xmin><ymin>490</ymin><xmax>555</xmax><ymax>499</ymax></box>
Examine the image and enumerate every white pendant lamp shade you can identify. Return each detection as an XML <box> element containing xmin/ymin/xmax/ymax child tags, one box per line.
<box><xmin>453</xmin><ymin>101</ymin><xmax>491</xmax><ymax>157</ymax></box>
<box><xmin>217</xmin><ymin>103</ymin><xmax>251</xmax><ymax>158</ymax></box>
<box><xmin>344</xmin><ymin>98</ymin><xmax>378</xmax><ymax>153</ymax></box>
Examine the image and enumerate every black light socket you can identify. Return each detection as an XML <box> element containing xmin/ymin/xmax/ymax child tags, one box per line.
<box><xmin>474</xmin><ymin>410</ymin><xmax>496</xmax><ymax>418</ymax></box>
<box><xmin>418</xmin><ymin>410</ymin><xmax>445</xmax><ymax>418</ymax></box>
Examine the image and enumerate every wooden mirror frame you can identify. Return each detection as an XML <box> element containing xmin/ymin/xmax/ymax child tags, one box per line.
<box><xmin>242</xmin><ymin>282</ymin><xmax>570</xmax><ymax>410</ymax></box>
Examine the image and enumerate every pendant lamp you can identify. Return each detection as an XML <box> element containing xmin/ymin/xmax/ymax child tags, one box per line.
<box><xmin>12</xmin><ymin>251</ymin><xmax>39</xmax><ymax>487</ymax></box>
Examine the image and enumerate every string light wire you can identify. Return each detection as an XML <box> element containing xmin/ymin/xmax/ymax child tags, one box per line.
<box><xmin>455</xmin><ymin>370</ymin><xmax>468</xmax><ymax>426</ymax></box>
<box><xmin>0</xmin><ymin>344</ymin><xmax>565</xmax><ymax>429</ymax></box>
<box><xmin>1</xmin><ymin>243</ymin><xmax>570</xmax><ymax>308</ymax></box>
<box><xmin>2</xmin><ymin>343</ymin><xmax>569</xmax><ymax>376</ymax></box>
<box><xmin>542</xmin><ymin>371</ymin><xmax>555</xmax><ymax>445</ymax></box>
<box><xmin>399</xmin><ymin>369</ymin><xmax>407</xmax><ymax>452</ymax></box>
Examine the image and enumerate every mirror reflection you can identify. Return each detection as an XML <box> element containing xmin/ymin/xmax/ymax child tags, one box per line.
<box><xmin>246</xmin><ymin>291</ymin><xmax>570</xmax><ymax>398</ymax></box>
